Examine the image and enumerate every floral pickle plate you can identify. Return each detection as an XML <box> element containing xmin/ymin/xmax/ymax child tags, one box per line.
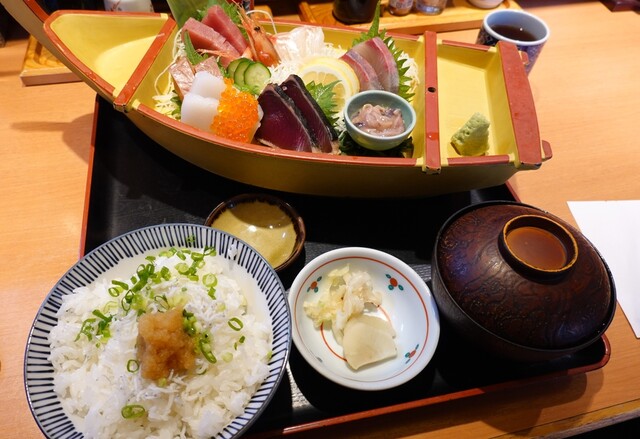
<box><xmin>288</xmin><ymin>247</ymin><xmax>440</xmax><ymax>391</ymax></box>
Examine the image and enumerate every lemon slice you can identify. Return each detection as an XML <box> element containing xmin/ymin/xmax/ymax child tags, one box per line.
<box><xmin>297</xmin><ymin>57</ymin><xmax>360</xmax><ymax>113</ymax></box>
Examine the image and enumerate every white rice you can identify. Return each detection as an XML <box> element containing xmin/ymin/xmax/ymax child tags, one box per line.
<box><xmin>48</xmin><ymin>248</ymin><xmax>272</xmax><ymax>439</ymax></box>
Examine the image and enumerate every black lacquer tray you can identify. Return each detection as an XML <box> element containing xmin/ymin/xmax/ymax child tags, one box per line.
<box><xmin>82</xmin><ymin>96</ymin><xmax>610</xmax><ymax>436</ymax></box>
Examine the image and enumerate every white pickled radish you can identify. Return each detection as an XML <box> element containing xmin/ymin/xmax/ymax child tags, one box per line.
<box><xmin>190</xmin><ymin>71</ymin><xmax>226</xmax><ymax>99</ymax></box>
<box><xmin>181</xmin><ymin>93</ymin><xmax>219</xmax><ymax>133</ymax></box>
<box><xmin>342</xmin><ymin>314</ymin><xmax>397</xmax><ymax>370</ymax></box>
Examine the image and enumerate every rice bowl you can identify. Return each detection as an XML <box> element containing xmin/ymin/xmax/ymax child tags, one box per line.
<box><xmin>24</xmin><ymin>224</ymin><xmax>291</xmax><ymax>439</ymax></box>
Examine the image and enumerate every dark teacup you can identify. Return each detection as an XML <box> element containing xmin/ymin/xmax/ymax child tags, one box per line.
<box><xmin>476</xmin><ymin>10</ymin><xmax>550</xmax><ymax>74</ymax></box>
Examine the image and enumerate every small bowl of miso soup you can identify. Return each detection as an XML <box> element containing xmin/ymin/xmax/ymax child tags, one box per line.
<box><xmin>343</xmin><ymin>90</ymin><xmax>416</xmax><ymax>151</ymax></box>
<box><xmin>205</xmin><ymin>194</ymin><xmax>306</xmax><ymax>272</ymax></box>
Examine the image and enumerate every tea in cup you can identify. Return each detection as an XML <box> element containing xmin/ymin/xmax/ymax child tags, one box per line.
<box><xmin>476</xmin><ymin>10</ymin><xmax>550</xmax><ymax>74</ymax></box>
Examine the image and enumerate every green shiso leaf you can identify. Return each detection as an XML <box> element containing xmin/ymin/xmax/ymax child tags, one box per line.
<box><xmin>182</xmin><ymin>32</ymin><xmax>208</xmax><ymax>66</ymax></box>
<box><xmin>351</xmin><ymin>2</ymin><xmax>414</xmax><ymax>102</ymax></box>
<box><xmin>167</xmin><ymin>0</ymin><xmax>208</xmax><ymax>28</ymax></box>
<box><xmin>305</xmin><ymin>80</ymin><xmax>339</xmax><ymax>126</ymax></box>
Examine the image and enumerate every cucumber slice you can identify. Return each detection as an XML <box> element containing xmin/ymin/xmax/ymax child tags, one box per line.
<box><xmin>244</xmin><ymin>62</ymin><xmax>271</xmax><ymax>94</ymax></box>
<box><xmin>233</xmin><ymin>59</ymin><xmax>253</xmax><ymax>86</ymax></box>
<box><xmin>226</xmin><ymin>58</ymin><xmax>246</xmax><ymax>78</ymax></box>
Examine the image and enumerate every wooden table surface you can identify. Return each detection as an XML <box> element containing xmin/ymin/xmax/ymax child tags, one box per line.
<box><xmin>1</xmin><ymin>1</ymin><xmax>639</xmax><ymax>437</ymax></box>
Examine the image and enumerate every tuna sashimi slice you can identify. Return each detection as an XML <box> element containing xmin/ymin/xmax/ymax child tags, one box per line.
<box><xmin>182</xmin><ymin>17</ymin><xmax>240</xmax><ymax>67</ymax></box>
<box><xmin>340</xmin><ymin>50</ymin><xmax>383</xmax><ymax>92</ymax></box>
<box><xmin>350</xmin><ymin>37</ymin><xmax>399</xmax><ymax>94</ymax></box>
<box><xmin>201</xmin><ymin>5</ymin><xmax>248</xmax><ymax>55</ymax></box>
<box><xmin>256</xmin><ymin>84</ymin><xmax>316</xmax><ymax>152</ymax></box>
<box><xmin>281</xmin><ymin>75</ymin><xmax>338</xmax><ymax>154</ymax></box>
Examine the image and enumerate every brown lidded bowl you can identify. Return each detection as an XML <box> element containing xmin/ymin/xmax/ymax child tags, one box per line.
<box><xmin>205</xmin><ymin>194</ymin><xmax>306</xmax><ymax>272</ymax></box>
<box><xmin>431</xmin><ymin>201</ymin><xmax>616</xmax><ymax>362</ymax></box>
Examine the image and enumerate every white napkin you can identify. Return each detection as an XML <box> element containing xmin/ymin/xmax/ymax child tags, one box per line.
<box><xmin>568</xmin><ymin>200</ymin><xmax>640</xmax><ymax>338</ymax></box>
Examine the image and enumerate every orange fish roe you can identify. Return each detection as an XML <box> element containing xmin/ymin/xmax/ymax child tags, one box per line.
<box><xmin>211</xmin><ymin>78</ymin><xmax>260</xmax><ymax>143</ymax></box>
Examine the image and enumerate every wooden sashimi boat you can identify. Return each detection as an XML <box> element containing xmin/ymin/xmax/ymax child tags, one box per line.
<box><xmin>2</xmin><ymin>1</ymin><xmax>551</xmax><ymax>198</ymax></box>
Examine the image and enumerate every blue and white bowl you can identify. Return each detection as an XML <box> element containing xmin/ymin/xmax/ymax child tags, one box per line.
<box><xmin>24</xmin><ymin>223</ymin><xmax>291</xmax><ymax>439</ymax></box>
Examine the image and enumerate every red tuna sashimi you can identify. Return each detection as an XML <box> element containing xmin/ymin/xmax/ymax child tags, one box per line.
<box><xmin>169</xmin><ymin>56</ymin><xmax>195</xmax><ymax>99</ymax></box>
<box><xmin>350</xmin><ymin>37</ymin><xmax>399</xmax><ymax>94</ymax></box>
<box><xmin>281</xmin><ymin>75</ymin><xmax>337</xmax><ymax>154</ymax></box>
<box><xmin>340</xmin><ymin>50</ymin><xmax>383</xmax><ymax>92</ymax></box>
<box><xmin>256</xmin><ymin>84</ymin><xmax>316</xmax><ymax>152</ymax></box>
<box><xmin>182</xmin><ymin>17</ymin><xmax>240</xmax><ymax>68</ymax></box>
<box><xmin>201</xmin><ymin>5</ymin><xmax>249</xmax><ymax>55</ymax></box>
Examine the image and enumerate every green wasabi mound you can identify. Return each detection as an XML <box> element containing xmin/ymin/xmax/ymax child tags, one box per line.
<box><xmin>450</xmin><ymin>112</ymin><xmax>491</xmax><ymax>156</ymax></box>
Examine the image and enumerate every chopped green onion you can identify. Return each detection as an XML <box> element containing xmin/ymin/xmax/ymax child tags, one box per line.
<box><xmin>202</xmin><ymin>273</ymin><xmax>217</xmax><ymax>287</ymax></box>
<box><xmin>112</xmin><ymin>280</ymin><xmax>129</xmax><ymax>289</ymax></box>
<box><xmin>103</xmin><ymin>300</ymin><xmax>118</xmax><ymax>314</ymax></box>
<box><xmin>199</xmin><ymin>336</ymin><xmax>217</xmax><ymax>363</ymax></box>
<box><xmin>182</xmin><ymin>309</ymin><xmax>197</xmax><ymax>336</ymax></box>
<box><xmin>159</xmin><ymin>266</ymin><xmax>171</xmax><ymax>281</ymax></box>
<box><xmin>203</xmin><ymin>246</ymin><xmax>217</xmax><ymax>256</ymax></box>
<box><xmin>127</xmin><ymin>359</ymin><xmax>140</xmax><ymax>373</ymax></box>
<box><xmin>92</xmin><ymin>310</ymin><xmax>113</xmax><ymax>339</ymax></box>
<box><xmin>175</xmin><ymin>262</ymin><xmax>190</xmax><ymax>274</ymax></box>
<box><xmin>234</xmin><ymin>336</ymin><xmax>245</xmax><ymax>351</ymax></box>
<box><xmin>75</xmin><ymin>318</ymin><xmax>96</xmax><ymax>341</ymax></box>
<box><xmin>208</xmin><ymin>287</ymin><xmax>217</xmax><ymax>300</ymax></box>
<box><xmin>228</xmin><ymin>317</ymin><xmax>243</xmax><ymax>331</ymax></box>
<box><xmin>121</xmin><ymin>404</ymin><xmax>146</xmax><ymax>419</ymax></box>
<box><xmin>222</xmin><ymin>352</ymin><xmax>233</xmax><ymax>362</ymax></box>
<box><xmin>154</xmin><ymin>294</ymin><xmax>170</xmax><ymax>310</ymax></box>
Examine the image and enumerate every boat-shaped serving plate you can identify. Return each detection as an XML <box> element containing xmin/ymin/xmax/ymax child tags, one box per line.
<box><xmin>4</xmin><ymin>1</ymin><xmax>551</xmax><ymax>198</ymax></box>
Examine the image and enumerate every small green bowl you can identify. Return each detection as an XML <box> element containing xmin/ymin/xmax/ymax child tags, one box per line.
<box><xmin>343</xmin><ymin>90</ymin><xmax>417</xmax><ymax>151</ymax></box>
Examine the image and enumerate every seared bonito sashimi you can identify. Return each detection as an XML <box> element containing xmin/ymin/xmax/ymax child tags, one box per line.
<box><xmin>347</xmin><ymin>37</ymin><xmax>400</xmax><ymax>94</ymax></box>
<box><xmin>256</xmin><ymin>84</ymin><xmax>317</xmax><ymax>152</ymax></box>
<box><xmin>281</xmin><ymin>75</ymin><xmax>339</xmax><ymax>154</ymax></box>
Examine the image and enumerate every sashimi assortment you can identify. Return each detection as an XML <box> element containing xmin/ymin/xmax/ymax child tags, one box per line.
<box><xmin>155</xmin><ymin>0</ymin><xmax>418</xmax><ymax>155</ymax></box>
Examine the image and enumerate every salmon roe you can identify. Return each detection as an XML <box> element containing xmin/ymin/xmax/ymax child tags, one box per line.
<box><xmin>211</xmin><ymin>78</ymin><xmax>260</xmax><ymax>143</ymax></box>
